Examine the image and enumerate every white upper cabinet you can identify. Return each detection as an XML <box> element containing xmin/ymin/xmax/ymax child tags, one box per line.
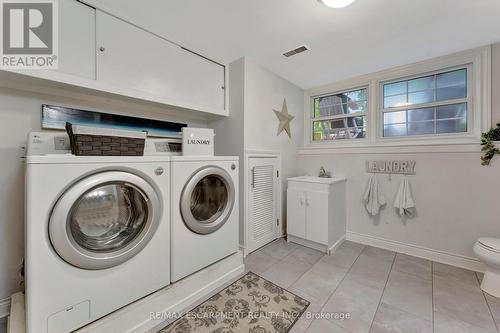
<box><xmin>1</xmin><ymin>1</ymin><xmax>227</xmax><ymax>117</ymax></box>
<box><xmin>55</xmin><ymin>0</ymin><xmax>96</xmax><ymax>79</ymax></box>
<box><xmin>96</xmin><ymin>10</ymin><xmax>226</xmax><ymax>113</ymax></box>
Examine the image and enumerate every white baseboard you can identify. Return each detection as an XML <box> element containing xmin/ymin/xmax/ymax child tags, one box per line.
<box><xmin>0</xmin><ymin>297</ymin><xmax>10</xmax><ymax>319</ymax></box>
<box><xmin>76</xmin><ymin>252</ymin><xmax>245</xmax><ymax>333</ymax></box>
<box><xmin>328</xmin><ymin>235</ymin><xmax>346</xmax><ymax>255</ymax></box>
<box><xmin>288</xmin><ymin>235</ymin><xmax>327</xmax><ymax>253</ymax></box>
<box><xmin>7</xmin><ymin>292</ymin><xmax>24</xmax><ymax>333</ymax></box>
<box><xmin>288</xmin><ymin>234</ymin><xmax>346</xmax><ymax>255</ymax></box>
<box><xmin>346</xmin><ymin>231</ymin><xmax>485</xmax><ymax>273</ymax></box>
<box><xmin>239</xmin><ymin>245</ymin><xmax>247</xmax><ymax>258</ymax></box>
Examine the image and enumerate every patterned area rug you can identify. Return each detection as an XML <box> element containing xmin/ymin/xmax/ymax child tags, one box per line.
<box><xmin>158</xmin><ymin>272</ymin><xmax>310</xmax><ymax>333</ymax></box>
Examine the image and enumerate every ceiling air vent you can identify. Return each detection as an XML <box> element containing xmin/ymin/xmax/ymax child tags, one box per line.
<box><xmin>283</xmin><ymin>45</ymin><xmax>309</xmax><ymax>58</ymax></box>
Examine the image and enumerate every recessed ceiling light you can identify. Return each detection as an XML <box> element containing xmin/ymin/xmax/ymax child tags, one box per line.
<box><xmin>318</xmin><ymin>0</ymin><xmax>357</xmax><ymax>8</ymax></box>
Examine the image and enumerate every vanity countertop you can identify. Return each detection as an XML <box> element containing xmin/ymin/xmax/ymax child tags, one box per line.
<box><xmin>288</xmin><ymin>175</ymin><xmax>347</xmax><ymax>185</ymax></box>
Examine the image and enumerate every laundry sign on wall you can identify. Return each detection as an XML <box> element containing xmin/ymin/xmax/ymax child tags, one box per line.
<box><xmin>366</xmin><ymin>160</ymin><xmax>416</xmax><ymax>175</ymax></box>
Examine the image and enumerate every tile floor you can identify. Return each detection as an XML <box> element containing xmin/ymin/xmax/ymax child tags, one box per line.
<box><xmin>2</xmin><ymin>239</ymin><xmax>496</xmax><ymax>333</ymax></box>
<box><xmin>244</xmin><ymin>238</ymin><xmax>500</xmax><ymax>333</ymax></box>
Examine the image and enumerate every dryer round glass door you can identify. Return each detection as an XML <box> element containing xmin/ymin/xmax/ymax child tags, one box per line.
<box><xmin>180</xmin><ymin>166</ymin><xmax>235</xmax><ymax>235</ymax></box>
<box><xmin>49</xmin><ymin>171</ymin><xmax>162</xmax><ymax>270</ymax></box>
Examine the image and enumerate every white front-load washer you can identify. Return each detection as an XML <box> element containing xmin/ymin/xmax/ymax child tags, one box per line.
<box><xmin>170</xmin><ymin>156</ymin><xmax>239</xmax><ymax>282</ymax></box>
<box><xmin>25</xmin><ymin>132</ymin><xmax>172</xmax><ymax>333</ymax></box>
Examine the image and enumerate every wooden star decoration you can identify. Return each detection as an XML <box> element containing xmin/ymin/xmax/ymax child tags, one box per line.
<box><xmin>273</xmin><ymin>99</ymin><xmax>294</xmax><ymax>138</ymax></box>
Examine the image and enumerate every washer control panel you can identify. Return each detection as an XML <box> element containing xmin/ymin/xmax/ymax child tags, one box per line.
<box><xmin>27</xmin><ymin>132</ymin><xmax>71</xmax><ymax>155</ymax></box>
<box><xmin>144</xmin><ymin>138</ymin><xmax>182</xmax><ymax>156</ymax></box>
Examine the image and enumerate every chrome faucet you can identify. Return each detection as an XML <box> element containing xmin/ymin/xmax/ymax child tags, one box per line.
<box><xmin>319</xmin><ymin>166</ymin><xmax>331</xmax><ymax>178</ymax></box>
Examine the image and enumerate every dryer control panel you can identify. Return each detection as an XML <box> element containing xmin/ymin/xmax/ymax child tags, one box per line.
<box><xmin>27</xmin><ymin>132</ymin><xmax>71</xmax><ymax>156</ymax></box>
<box><xmin>144</xmin><ymin>138</ymin><xmax>182</xmax><ymax>156</ymax></box>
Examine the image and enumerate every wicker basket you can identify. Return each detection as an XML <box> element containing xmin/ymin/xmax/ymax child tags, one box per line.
<box><xmin>66</xmin><ymin>123</ymin><xmax>146</xmax><ymax>156</ymax></box>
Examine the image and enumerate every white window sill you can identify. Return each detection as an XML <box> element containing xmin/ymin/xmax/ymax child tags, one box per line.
<box><xmin>299</xmin><ymin>138</ymin><xmax>482</xmax><ymax>154</ymax></box>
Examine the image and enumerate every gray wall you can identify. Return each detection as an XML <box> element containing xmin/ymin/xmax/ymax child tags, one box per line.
<box><xmin>242</xmin><ymin>58</ymin><xmax>304</xmax><ymax>236</ymax></box>
<box><xmin>211</xmin><ymin>58</ymin><xmax>246</xmax><ymax>245</ymax></box>
<box><xmin>210</xmin><ymin>57</ymin><xmax>304</xmax><ymax>247</ymax></box>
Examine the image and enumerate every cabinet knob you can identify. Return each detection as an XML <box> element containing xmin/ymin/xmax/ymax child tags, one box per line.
<box><xmin>99</xmin><ymin>46</ymin><xmax>105</xmax><ymax>52</ymax></box>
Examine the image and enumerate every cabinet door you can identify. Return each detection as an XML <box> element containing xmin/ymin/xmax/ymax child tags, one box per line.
<box><xmin>305</xmin><ymin>191</ymin><xmax>329</xmax><ymax>245</ymax></box>
<box><xmin>96</xmin><ymin>11</ymin><xmax>225</xmax><ymax>111</ymax></box>
<box><xmin>248</xmin><ymin>157</ymin><xmax>279</xmax><ymax>253</ymax></box>
<box><xmin>287</xmin><ymin>188</ymin><xmax>306</xmax><ymax>239</ymax></box>
<box><xmin>178</xmin><ymin>48</ymin><xmax>226</xmax><ymax>111</ymax></box>
<box><xmin>55</xmin><ymin>0</ymin><xmax>96</xmax><ymax>79</ymax></box>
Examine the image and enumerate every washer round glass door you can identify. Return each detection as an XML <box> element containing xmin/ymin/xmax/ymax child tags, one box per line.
<box><xmin>180</xmin><ymin>166</ymin><xmax>235</xmax><ymax>235</ymax></box>
<box><xmin>49</xmin><ymin>171</ymin><xmax>161</xmax><ymax>270</ymax></box>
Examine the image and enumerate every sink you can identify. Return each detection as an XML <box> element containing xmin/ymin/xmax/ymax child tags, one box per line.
<box><xmin>288</xmin><ymin>175</ymin><xmax>346</xmax><ymax>184</ymax></box>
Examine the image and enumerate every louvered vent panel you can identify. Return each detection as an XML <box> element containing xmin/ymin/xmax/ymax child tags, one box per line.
<box><xmin>283</xmin><ymin>45</ymin><xmax>309</xmax><ymax>57</ymax></box>
<box><xmin>252</xmin><ymin>165</ymin><xmax>275</xmax><ymax>240</ymax></box>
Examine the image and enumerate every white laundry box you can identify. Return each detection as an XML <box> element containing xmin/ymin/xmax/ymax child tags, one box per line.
<box><xmin>182</xmin><ymin>127</ymin><xmax>214</xmax><ymax>156</ymax></box>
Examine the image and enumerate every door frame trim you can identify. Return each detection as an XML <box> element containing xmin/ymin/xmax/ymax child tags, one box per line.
<box><xmin>243</xmin><ymin>150</ymin><xmax>282</xmax><ymax>257</ymax></box>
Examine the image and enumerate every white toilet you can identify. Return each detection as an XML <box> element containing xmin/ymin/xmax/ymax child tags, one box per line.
<box><xmin>474</xmin><ymin>238</ymin><xmax>500</xmax><ymax>297</ymax></box>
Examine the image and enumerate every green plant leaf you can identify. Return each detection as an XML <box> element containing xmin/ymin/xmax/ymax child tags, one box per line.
<box><xmin>480</xmin><ymin>123</ymin><xmax>500</xmax><ymax>166</ymax></box>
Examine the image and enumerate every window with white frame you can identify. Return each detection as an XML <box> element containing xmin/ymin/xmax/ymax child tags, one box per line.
<box><xmin>306</xmin><ymin>47</ymin><xmax>490</xmax><ymax>148</ymax></box>
<box><xmin>312</xmin><ymin>87</ymin><xmax>368</xmax><ymax>141</ymax></box>
<box><xmin>381</xmin><ymin>67</ymin><xmax>470</xmax><ymax>138</ymax></box>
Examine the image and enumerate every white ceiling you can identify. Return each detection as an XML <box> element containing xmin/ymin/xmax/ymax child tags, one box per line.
<box><xmin>96</xmin><ymin>0</ymin><xmax>500</xmax><ymax>89</ymax></box>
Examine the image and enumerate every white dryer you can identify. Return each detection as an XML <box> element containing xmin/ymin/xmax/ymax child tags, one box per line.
<box><xmin>25</xmin><ymin>132</ymin><xmax>172</xmax><ymax>333</ymax></box>
<box><xmin>170</xmin><ymin>156</ymin><xmax>239</xmax><ymax>282</ymax></box>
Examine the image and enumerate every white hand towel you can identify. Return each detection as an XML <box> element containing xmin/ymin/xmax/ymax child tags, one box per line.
<box><xmin>394</xmin><ymin>176</ymin><xmax>415</xmax><ymax>217</ymax></box>
<box><xmin>363</xmin><ymin>175</ymin><xmax>386</xmax><ymax>216</ymax></box>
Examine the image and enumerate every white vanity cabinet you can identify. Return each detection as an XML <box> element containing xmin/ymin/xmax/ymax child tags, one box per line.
<box><xmin>96</xmin><ymin>10</ymin><xmax>226</xmax><ymax>113</ymax></box>
<box><xmin>287</xmin><ymin>176</ymin><xmax>347</xmax><ymax>254</ymax></box>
